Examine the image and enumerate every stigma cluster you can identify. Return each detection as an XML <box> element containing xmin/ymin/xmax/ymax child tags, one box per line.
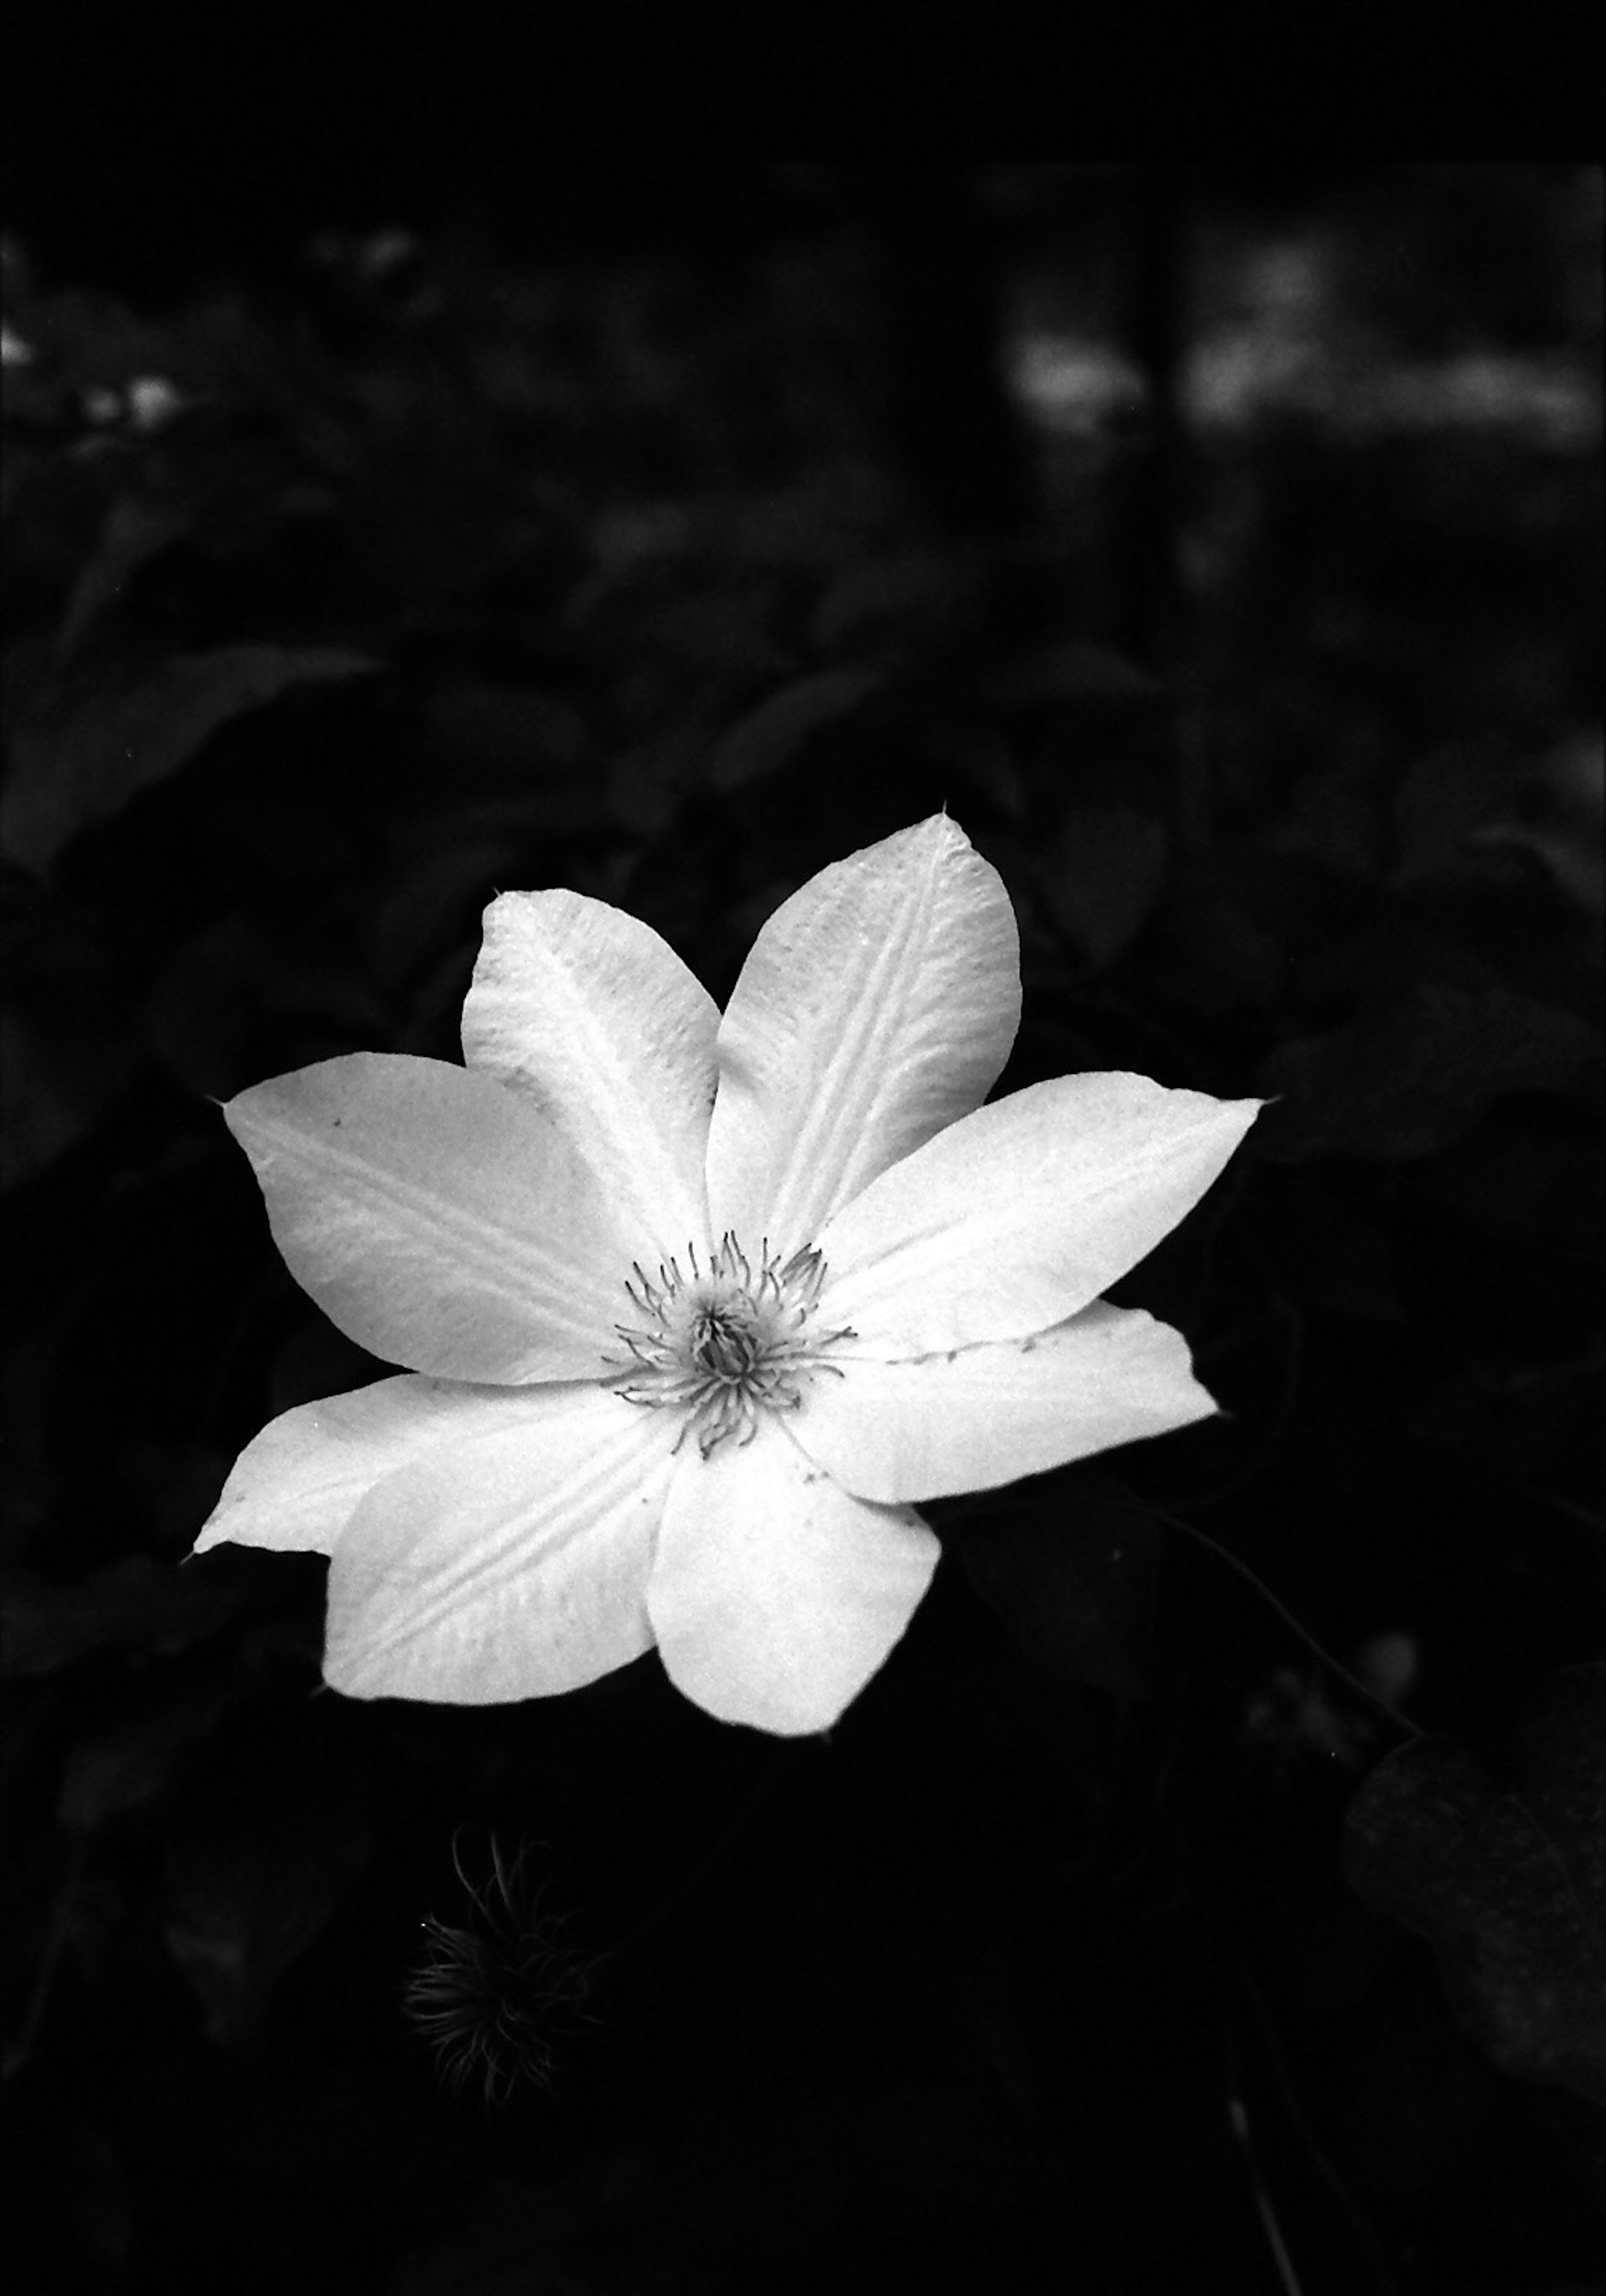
<box><xmin>606</xmin><ymin>1232</ymin><xmax>852</xmax><ymax>1457</ymax></box>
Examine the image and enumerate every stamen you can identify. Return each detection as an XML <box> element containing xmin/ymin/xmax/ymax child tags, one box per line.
<box><xmin>602</xmin><ymin>1231</ymin><xmax>854</xmax><ymax>1457</ymax></box>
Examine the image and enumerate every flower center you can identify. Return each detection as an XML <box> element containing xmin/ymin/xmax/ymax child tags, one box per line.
<box><xmin>606</xmin><ymin>1234</ymin><xmax>853</xmax><ymax>1457</ymax></box>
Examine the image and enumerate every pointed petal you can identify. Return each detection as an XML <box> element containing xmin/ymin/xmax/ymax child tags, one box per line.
<box><xmin>226</xmin><ymin>1053</ymin><xmax>628</xmax><ymax>1383</ymax></box>
<box><xmin>647</xmin><ymin>1426</ymin><xmax>939</xmax><ymax>1735</ymax></box>
<box><xmin>324</xmin><ymin>1385</ymin><xmax>676</xmax><ymax>1703</ymax></box>
<box><xmin>193</xmin><ymin>1374</ymin><xmax>554</xmax><ymax>1556</ymax></box>
<box><xmin>705</xmin><ymin>815</ymin><xmax>1020</xmax><ymax>1250</ymax></box>
<box><xmin>793</xmin><ymin>1303</ymin><xmax>1217</xmax><ymax>1504</ymax></box>
<box><xmin>462</xmin><ymin>890</ymin><xmax>719</xmax><ymax>1259</ymax></box>
<box><xmin>817</xmin><ymin>1074</ymin><xmax>1261</xmax><ymax>1354</ymax></box>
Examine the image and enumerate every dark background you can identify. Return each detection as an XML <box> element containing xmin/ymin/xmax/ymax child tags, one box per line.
<box><xmin>2</xmin><ymin>142</ymin><xmax>1602</xmax><ymax>2295</ymax></box>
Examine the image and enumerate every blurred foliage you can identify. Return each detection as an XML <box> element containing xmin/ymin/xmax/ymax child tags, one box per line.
<box><xmin>1346</xmin><ymin>1664</ymin><xmax>1606</xmax><ymax>2107</ymax></box>
<box><xmin>2</xmin><ymin>168</ymin><xmax>1602</xmax><ymax>2294</ymax></box>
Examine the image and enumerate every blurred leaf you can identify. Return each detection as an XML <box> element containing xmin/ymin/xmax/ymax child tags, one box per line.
<box><xmin>1345</xmin><ymin>1664</ymin><xmax>1606</xmax><ymax>2105</ymax></box>
<box><xmin>1253</xmin><ymin>984</ymin><xmax>1599</xmax><ymax>1161</ymax></box>
<box><xmin>422</xmin><ymin>680</ymin><xmax>588</xmax><ymax>779</ymax></box>
<box><xmin>58</xmin><ymin>1692</ymin><xmax>226</xmax><ymax>1834</ymax></box>
<box><xmin>1043</xmin><ymin>803</ymin><xmax>1169</xmax><ymax>967</ymax></box>
<box><xmin>0</xmin><ymin>1005</ymin><xmax>138</xmax><ymax>1187</ymax></box>
<box><xmin>164</xmin><ymin>1734</ymin><xmax>376</xmax><ymax>2043</ymax></box>
<box><xmin>952</xmin><ymin>1474</ymin><xmax>1161</xmax><ymax>1697</ymax></box>
<box><xmin>1481</xmin><ymin>727</ymin><xmax>1606</xmax><ymax>917</ymax></box>
<box><xmin>9</xmin><ymin>284</ymin><xmax>178</xmax><ymax>400</ymax></box>
<box><xmin>982</xmin><ymin>639</ymin><xmax>1159</xmax><ymax>708</ymax></box>
<box><xmin>1</xmin><ymin>644</ymin><xmax>377</xmax><ymax>870</ymax></box>
<box><xmin>55</xmin><ymin>496</ymin><xmax>190</xmax><ymax>660</ymax></box>
<box><xmin>363</xmin><ymin>829</ymin><xmax>520</xmax><ymax>992</ymax></box>
<box><xmin>143</xmin><ymin>914</ymin><xmax>389</xmax><ymax>1100</ymax></box>
<box><xmin>810</xmin><ymin>552</ymin><xmax>979</xmax><ymax>659</ymax></box>
<box><xmin>1151</xmin><ymin>881</ymin><xmax>1290</xmax><ymax>1013</ymax></box>
<box><xmin>706</xmin><ymin>667</ymin><xmax>885</xmax><ymax>792</ymax></box>
<box><xmin>648</xmin><ymin>586</ymin><xmax>792</xmax><ymax>679</ymax></box>
<box><xmin>1</xmin><ymin>1553</ymin><xmax>240</xmax><ymax>1678</ymax></box>
<box><xmin>1391</xmin><ymin>741</ymin><xmax>1520</xmax><ymax>881</ymax></box>
<box><xmin>1259</xmin><ymin>1174</ymin><xmax>1405</xmax><ymax>1320</ymax></box>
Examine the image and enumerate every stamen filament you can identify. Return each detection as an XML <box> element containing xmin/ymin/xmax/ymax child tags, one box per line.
<box><xmin>602</xmin><ymin>1231</ymin><xmax>853</xmax><ymax>1457</ymax></box>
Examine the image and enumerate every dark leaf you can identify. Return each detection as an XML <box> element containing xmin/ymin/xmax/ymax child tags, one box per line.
<box><xmin>164</xmin><ymin>1733</ymin><xmax>376</xmax><ymax>2043</ymax></box>
<box><xmin>422</xmin><ymin>680</ymin><xmax>588</xmax><ymax>779</ymax></box>
<box><xmin>1391</xmin><ymin>741</ymin><xmax>1522</xmax><ymax>880</ymax></box>
<box><xmin>58</xmin><ymin>1679</ymin><xmax>244</xmax><ymax>1834</ymax></box>
<box><xmin>706</xmin><ymin>667</ymin><xmax>885</xmax><ymax>792</ymax></box>
<box><xmin>952</xmin><ymin>1474</ymin><xmax>1161</xmax><ymax>1697</ymax></box>
<box><xmin>1</xmin><ymin>644</ymin><xmax>376</xmax><ymax>870</ymax></box>
<box><xmin>56</xmin><ymin>496</ymin><xmax>190</xmax><ymax>660</ymax></box>
<box><xmin>810</xmin><ymin>552</ymin><xmax>979</xmax><ymax>658</ymax></box>
<box><xmin>1344</xmin><ymin>1664</ymin><xmax>1606</xmax><ymax>2104</ymax></box>
<box><xmin>1253</xmin><ymin>984</ymin><xmax>1598</xmax><ymax>1161</ymax></box>
<box><xmin>1044</xmin><ymin>803</ymin><xmax>1169</xmax><ymax>967</ymax></box>
<box><xmin>0</xmin><ymin>1005</ymin><xmax>138</xmax><ymax>1187</ymax></box>
<box><xmin>0</xmin><ymin>1552</ymin><xmax>241</xmax><ymax>1678</ymax></box>
<box><xmin>982</xmin><ymin>638</ymin><xmax>1159</xmax><ymax>708</ymax></box>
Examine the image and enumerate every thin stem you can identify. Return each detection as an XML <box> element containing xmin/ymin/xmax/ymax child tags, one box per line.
<box><xmin>1152</xmin><ymin>1506</ymin><xmax>1424</xmax><ymax>1742</ymax></box>
<box><xmin>1225</xmin><ymin>2086</ymin><xmax>1307</xmax><ymax>2296</ymax></box>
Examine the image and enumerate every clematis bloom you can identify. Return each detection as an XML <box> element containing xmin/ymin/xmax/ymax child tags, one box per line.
<box><xmin>194</xmin><ymin>816</ymin><xmax>1258</xmax><ymax>1735</ymax></box>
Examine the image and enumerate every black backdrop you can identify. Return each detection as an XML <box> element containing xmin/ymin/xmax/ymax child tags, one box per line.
<box><xmin>3</xmin><ymin>146</ymin><xmax>1602</xmax><ymax>2295</ymax></box>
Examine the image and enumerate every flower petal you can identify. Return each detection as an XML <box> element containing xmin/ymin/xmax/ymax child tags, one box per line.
<box><xmin>226</xmin><ymin>1053</ymin><xmax>627</xmax><ymax>1383</ymax></box>
<box><xmin>817</xmin><ymin>1074</ymin><xmax>1261</xmax><ymax>1354</ymax></box>
<box><xmin>192</xmin><ymin>1374</ymin><xmax>564</xmax><ymax>1556</ymax></box>
<box><xmin>189</xmin><ymin>1368</ymin><xmax>503</xmax><ymax>1552</ymax></box>
<box><xmin>462</xmin><ymin>890</ymin><xmax>720</xmax><ymax>1259</ymax></box>
<box><xmin>647</xmin><ymin>1426</ymin><xmax>939</xmax><ymax>1735</ymax></box>
<box><xmin>704</xmin><ymin>815</ymin><xmax>1020</xmax><ymax>1250</ymax></box>
<box><xmin>324</xmin><ymin>1384</ymin><xmax>676</xmax><ymax>1703</ymax></box>
<box><xmin>793</xmin><ymin>1302</ymin><xmax>1217</xmax><ymax>1503</ymax></box>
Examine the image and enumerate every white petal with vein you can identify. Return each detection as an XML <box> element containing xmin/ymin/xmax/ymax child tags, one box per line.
<box><xmin>226</xmin><ymin>1053</ymin><xmax>627</xmax><ymax>1383</ymax></box>
<box><xmin>817</xmin><ymin>1074</ymin><xmax>1261</xmax><ymax>1355</ymax></box>
<box><xmin>793</xmin><ymin>1303</ymin><xmax>1217</xmax><ymax>1503</ymax></box>
<box><xmin>705</xmin><ymin>815</ymin><xmax>1020</xmax><ymax>1249</ymax></box>
<box><xmin>647</xmin><ymin>1424</ymin><xmax>939</xmax><ymax>1735</ymax></box>
<box><xmin>192</xmin><ymin>1374</ymin><xmax>567</xmax><ymax>1556</ymax></box>
<box><xmin>325</xmin><ymin>1384</ymin><xmax>676</xmax><ymax>1703</ymax></box>
<box><xmin>462</xmin><ymin>889</ymin><xmax>719</xmax><ymax>1260</ymax></box>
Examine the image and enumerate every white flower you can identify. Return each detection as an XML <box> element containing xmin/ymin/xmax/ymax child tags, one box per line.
<box><xmin>193</xmin><ymin>816</ymin><xmax>1258</xmax><ymax>1735</ymax></box>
